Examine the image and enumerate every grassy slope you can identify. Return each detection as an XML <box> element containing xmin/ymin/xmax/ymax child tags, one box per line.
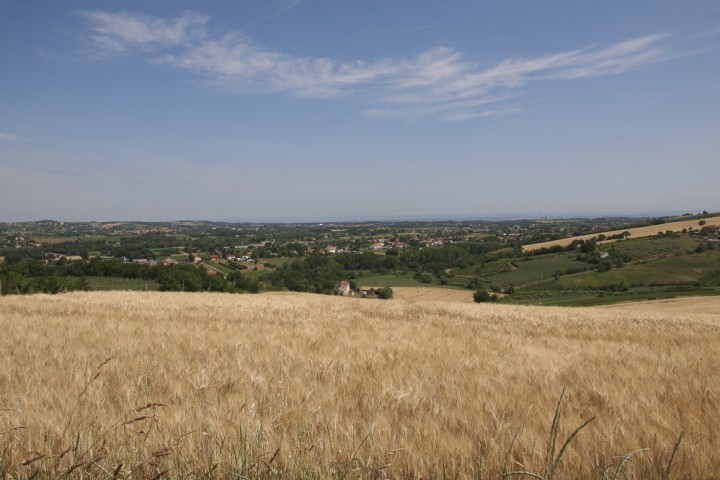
<box><xmin>559</xmin><ymin>249</ymin><xmax>720</xmax><ymax>288</ymax></box>
<box><xmin>484</xmin><ymin>253</ymin><xmax>587</xmax><ymax>286</ymax></box>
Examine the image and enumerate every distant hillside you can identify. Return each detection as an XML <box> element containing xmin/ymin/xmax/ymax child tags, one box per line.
<box><xmin>523</xmin><ymin>215</ymin><xmax>720</xmax><ymax>252</ymax></box>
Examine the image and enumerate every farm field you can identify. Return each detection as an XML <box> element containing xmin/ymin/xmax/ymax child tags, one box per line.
<box><xmin>558</xmin><ymin>249</ymin><xmax>720</xmax><ymax>289</ymax></box>
<box><xmin>1</xmin><ymin>292</ymin><xmax>719</xmax><ymax>478</ymax></box>
<box><xmin>483</xmin><ymin>253</ymin><xmax>588</xmax><ymax>286</ymax></box>
<box><xmin>599</xmin><ymin>296</ymin><xmax>720</xmax><ymax>314</ymax></box>
<box><xmin>391</xmin><ymin>286</ymin><xmax>474</xmax><ymax>303</ymax></box>
<box><xmin>523</xmin><ymin>215</ymin><xmax>720</xmax><ymax>252</ymax></box>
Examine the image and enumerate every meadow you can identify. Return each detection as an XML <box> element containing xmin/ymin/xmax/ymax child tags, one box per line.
<box><xmin>558</xmin><ymin>249</ymin><xmax>720</xmax><ymax>289</ymax></box>
<box><xmin>1</xmin><ymin>292</ymin><xmax>719</xmax><ymax>479</ymax></box>
<box><xmin>483</xmin><ymin>254</ymin><xmax>588</xmax><ymax>287</ymax></box>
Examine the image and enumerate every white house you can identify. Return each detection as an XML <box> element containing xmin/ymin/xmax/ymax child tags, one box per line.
<box><xmin>334</xmin><ymin>280</ymin><xmax>352</xmax><ymax>296</ymax></box>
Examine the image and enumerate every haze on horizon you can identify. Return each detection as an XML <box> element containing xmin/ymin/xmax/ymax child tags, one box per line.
<box><xmin>1</xmin><ymin>1</ymin><xmax>719</xmax><ymax>222</ymax></box>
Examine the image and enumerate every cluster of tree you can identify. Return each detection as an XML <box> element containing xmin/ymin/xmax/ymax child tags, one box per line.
<box><xmin>270</xmin><ymin>256</ymin><xmax>346</xmax><ymax>294</ymax></box>
<box><xmin>269</xmin><ymin>243</ymin><xmax>515</xmax><ymax>294</ymax></box>
<box><xmin>0</xmin><ymin>258</ymin><xmax>260</xmax><ymax>295</ymax></box>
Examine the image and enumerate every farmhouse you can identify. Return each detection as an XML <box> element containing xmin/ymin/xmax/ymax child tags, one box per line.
<box><xmin>334</xmin><ymin>280</ymin><xmax>352</xmax><ymax>296</ymax></box>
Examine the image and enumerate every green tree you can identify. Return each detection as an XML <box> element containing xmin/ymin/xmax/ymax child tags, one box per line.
<box><xmin>473</xmin><ymin>290</ymin><xmax>493</xmax><ymax>303</ymax></box>
<box><xmin>376</xmin><ymin>286</ymin><xmax>393</xmax><ymax>299</ymax></box>
<box><xmin>467</xmin><ymin>276</ymin><xmax>483</xmax><ymax>290</ymax></box>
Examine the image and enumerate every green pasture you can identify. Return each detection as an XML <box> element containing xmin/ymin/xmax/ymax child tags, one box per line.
<box><xmin>484</xmin><ymin>253</ymin><xmax>588</xmax><ymax>286</ymax></box>
<box><xmin>559</xmin><ymin>249</ymin><xmax>720</xmax><ymax>288</ymax></box>
<box><xmin>603</xmin><ymin>235</ymin><xmax>696</xmax><ymax>259</ymax></box>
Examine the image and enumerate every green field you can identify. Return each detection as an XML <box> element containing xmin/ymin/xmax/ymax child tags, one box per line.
<box><xmin>603</xmin><ymin>235</ymin><xmax>696</xmax><ymax>259</ymax></box>
<box><xmin>505</xmin><ymin>286</ymin><xmax>720</xmax><ymax>306</ymax></box>
<box><xmin>483</xmin><ymin>253</ymin><xmax>588</xmax><ymax>286</ymax></box>
<box><xmin>203</xmin><ymin>260</ymin><xmax>233</xmax><ymax>275</ymax></box>
<box><xmin>559</xmin><ymin>249</ymin><xmax>720</xmax><ymax>288</ymax></box>
<box><xmin>258</xmin><ymin>257</ymin><xmax>293</xmax><ymax>267</ymax></box>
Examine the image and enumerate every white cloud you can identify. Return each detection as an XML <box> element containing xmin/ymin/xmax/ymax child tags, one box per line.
<box><xmin>80</xmin><ymin>10</ymin><xmax>208</xmax><ymax>55</ymax></box>
<box><xmin>0</xmin><ymin>132</ymin><xmax>18</xmax><ymax>141</ymax></box>
<box><xmin>154</xmin><ymin>34</ymin><xmax>401</xmax><ymax>98</ymax></box>
<box><xmin>80</xmin><ymin>10</ymin><xmax>686</xmax><ymax>120</ymax></box>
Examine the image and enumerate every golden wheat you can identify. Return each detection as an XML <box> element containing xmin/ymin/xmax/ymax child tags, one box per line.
<box><xmin>1</xmin><ymin>291</ymin><xmax>719</xmax><ymax>479</ymax></box>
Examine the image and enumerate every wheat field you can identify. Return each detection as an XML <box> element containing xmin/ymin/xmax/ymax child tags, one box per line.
<box><xmin>1</xmin><ymin>292</ymin><xmax>719</xmax><ymax>479</ymax></box>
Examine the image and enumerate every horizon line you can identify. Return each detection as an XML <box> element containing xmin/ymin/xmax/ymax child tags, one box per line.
<box><xmin>2</xmin><ymin>209</ymin><xmax>714</xmax><ymax>224</ymax></box>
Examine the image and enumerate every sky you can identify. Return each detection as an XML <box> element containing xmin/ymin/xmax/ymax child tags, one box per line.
<box><xmin>1</xmin><ymin>0</ymin><xmax>719</xmax><ymax>222</ymax></box>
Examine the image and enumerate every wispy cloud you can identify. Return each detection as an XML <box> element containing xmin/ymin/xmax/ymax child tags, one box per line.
<box><xmin>0</xmin><ymin>132</ymin><xmax>18</xmax><ymax>141</ymax></box>
<box><xmin>79</xmin><ymin>10</ymin><xmax>693</xmax><ymax>121</ymax></box>
<box><xmin>273</xmin><ymin>0</ymin><xmax>306</xmax><ymax>17</ymax></box>
<box><xmin>79</xmin><ymin>10</ymin><xmax>208</xmax><ymax>55</ymax></box>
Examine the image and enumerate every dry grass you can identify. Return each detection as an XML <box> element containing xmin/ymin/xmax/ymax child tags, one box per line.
<box><xmin>522</xmin><ymin>216</ymin><xmax>720</xmax><ymax>252</ymax></box>
<box><xmin>599</xmin><ymin>296</ymin><xmax>720</xmax><ymax>315</ymax></box>
<box><xmin>1</xmin><ymin>291</ymin><xmax>719</xmax><ymax>479</ymax></box>
<box><xmin>391</xmin><ymin>287</ymin><xmax>474</xmax><ymax>303</ymax></box>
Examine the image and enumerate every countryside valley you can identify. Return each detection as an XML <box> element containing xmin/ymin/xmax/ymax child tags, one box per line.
<box><xmin>2</xmin><ymin>211</ymin><xmax>719</xmax><ymax>306</ymax></box>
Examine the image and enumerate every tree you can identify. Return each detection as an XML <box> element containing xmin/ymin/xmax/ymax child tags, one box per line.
<box><xmin>474</xmin><ymin>290</ymin><xmax>496</xmax><ymax>303</ymax></box>
<box><xmin>467</xmin><ymin>276</ymin><xmax>483</xmax><ymax>290</ymax></box>
<box><xmin>415</xmin><ymin>271</ymin><xmax>434</xmax><ymax>283</ymax></box>
<box><xmin>580</xmin><ymin>238</ymin><xmax>597</xmax><ymax>253</ymax></box>
<box><xmin>376</xmin><ymin>286</ymin><xmax>393</xmax><ymax>299</ymax></box>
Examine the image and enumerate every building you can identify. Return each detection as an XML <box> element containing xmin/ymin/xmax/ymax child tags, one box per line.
<box><xmin>334</xmin><ymin>280</ymin><xmax>352</xmax><ymax>296</ymax></box>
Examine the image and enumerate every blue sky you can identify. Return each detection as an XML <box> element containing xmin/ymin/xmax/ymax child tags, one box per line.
<box><xmin>1</xmin><ymin>0</ymin><xmax>719</xmax><ymax>221</ymax></box>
